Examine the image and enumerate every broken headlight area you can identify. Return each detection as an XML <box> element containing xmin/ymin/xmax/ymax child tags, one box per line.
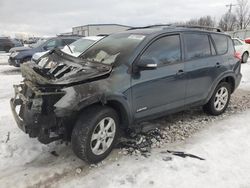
<box><xmin>10</xmin><ymin>81</ymin><xmax>69</xmax><ymax>144</ymax></box>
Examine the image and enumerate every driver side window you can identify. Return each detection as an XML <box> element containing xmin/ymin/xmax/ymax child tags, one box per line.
<box><xmin>140</xmin><ymin>35</ymin><xmax>181</xmax><ymax>65</ymax></box>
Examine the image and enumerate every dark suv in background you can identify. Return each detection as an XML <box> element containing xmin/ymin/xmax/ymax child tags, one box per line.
<box><xmin>0</xmin><ymin>37</ymin><xmax>23</xmax><ymax>52</ymax></box>
<box><xmin>8</xmin><ymin>35</ymin><xmax>80</xmax><ymax>67</ymax></box>
<box><xmin>10</xmin><ymin>25</ymin><xmax>242</xmax><ymax>163</ymax></box>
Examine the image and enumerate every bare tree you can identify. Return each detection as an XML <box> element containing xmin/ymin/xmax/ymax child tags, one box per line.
<box><xmin>198</xmin><ymin>16</ymin><xmax>216</xmax><ymax>27</ymax></box>
<box><xmin>218</xmin><ymin>12</ymin><xmax>237</xmax><ymax>31</ymax></box>
<box><xmin>236</xmin><ymin>0</ymin><xmax>250</xmax><ymax>29</ymax></box>
<box><xmin>186</xmin><ymin>15</ymin><xmax>216</xmax><ymax>27</ymax></box>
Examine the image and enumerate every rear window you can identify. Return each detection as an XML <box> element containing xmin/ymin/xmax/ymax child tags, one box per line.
<box><xmin>211</xmin><ymin>34</ymin><xmax>228</xmax><ymax>55</ymax></box>
<box><xmin>184</xmin><ymin>33</ymin><xmax>211</xmax><ymax>60</ymax></box>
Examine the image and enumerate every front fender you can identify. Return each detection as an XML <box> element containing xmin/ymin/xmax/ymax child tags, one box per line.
<box><xmin>53</xmin><ymin>85</ymin><xmax>132</xmax><ymax>126</ymax></box>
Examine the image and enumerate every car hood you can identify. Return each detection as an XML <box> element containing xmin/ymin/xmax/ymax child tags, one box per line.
<box><xmin>21</xmin><ymin>49</ymin><xmax>112</xmax><ymax>86</ymax></box>
<box><xmin>32</xmin><ymin>51</ymin><xmax>49</xmax><ymax>61</ymax></box>
<box><xmin>10</xmin><ymin>46</ymin><xmax>31</xmax><ymax>52</ymax></box>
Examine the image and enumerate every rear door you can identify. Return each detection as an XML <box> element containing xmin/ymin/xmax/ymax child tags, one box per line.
<box><xmin>211</xmin><ymin>34</ymin><xmax>235</xmax><ymax>77</ymax></box>
<box><xmin>131</xmin><ymin>34</ymin><xmax>186</xmax><ymax>120</ymax></box>
<box><xmin>183</xmin><ymin>32</ymin><xmax>217</xmax><ymax>105</ymax></box>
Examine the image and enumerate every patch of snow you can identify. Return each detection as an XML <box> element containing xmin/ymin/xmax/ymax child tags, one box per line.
<box><xmin>0</xmin><ymin>53</ymin><xmax>10</xmax><ymax>65</ymax></box>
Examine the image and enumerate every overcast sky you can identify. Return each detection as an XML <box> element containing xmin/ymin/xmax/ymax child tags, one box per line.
<box><xmin>0</xmin><ymin>0</ymin><xmax>235</xmax><ymax>37</ymax></box>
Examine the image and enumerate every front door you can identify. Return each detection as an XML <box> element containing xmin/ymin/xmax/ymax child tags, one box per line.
<box><xmin>131</xmin><ymin>34</ymin><xmax>186</xmax><ymax>120</ymax></box>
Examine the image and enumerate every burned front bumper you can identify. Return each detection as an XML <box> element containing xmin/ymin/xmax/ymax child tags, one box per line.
<box><xmin>10</xmin><ymin>82</ymin><xmax>67</xmax><ymax>144</ymax></box>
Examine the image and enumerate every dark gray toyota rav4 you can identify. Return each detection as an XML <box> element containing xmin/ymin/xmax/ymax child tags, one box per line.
<box><xmin>10</xmin><ymin>25</ymin><xmax>242</xmax><ymax>163</ymax></box>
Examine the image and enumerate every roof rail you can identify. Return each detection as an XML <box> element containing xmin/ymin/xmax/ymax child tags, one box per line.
<box><xmin>174</xmin><ymin>25</ymin><xmax>223</xmax><ymax>32</ymax></box>
<box><xmin>127</xmin><ymin>24</ymin><xmax>172</xmax><ymax>30</ymax></box>
<box><xmin>56</xmin><ymin>34</ymin><xmax>82</xmax><ymax>37</ymax></box>
<box><xmin>127</xmin><ymin>24</ymin><xmax>223</xmax><ymax>32</ymax></box>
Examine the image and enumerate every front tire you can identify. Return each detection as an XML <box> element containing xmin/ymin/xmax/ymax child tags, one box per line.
<box><xmin>71</xmin><ymin>105</ymin><xmax>119</xmax><ymax>164</ymax></box>
<box><xmin>242</xmin><ymin>52</ymin><xmax>249</xmax><ymax>63</ymax></box>
<box><xmin>203</xmin><ymin>82</ymin><xmax>231</xmax><ymax>115</ymax></box>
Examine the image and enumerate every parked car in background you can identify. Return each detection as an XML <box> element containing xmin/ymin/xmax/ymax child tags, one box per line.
<box><xmin>8</xmin><ymin>35</ymin><xmax>80</xmax><ymax>67</ymax></box>
<box><xmin>244</xmin><ymin>38</ymin><xmax>250</xmax><ymax>44</ymax></box>
<box><xmin>32</xmin><ymin>36</ymin><xmax>104</xmax><ymax>63</ymax></box>
<box><xmin>233</xmin><ymin>38</ymin><xmax>249</xmax><ymax>63</ymax></box>
<box><xmin>0</xmin><ymin>37</ymin><xmax>23</xmax><ymax>52</ymax></box>
<box><xmin>10</xmin><ymin>25</ymin><xmax>242</xmax><ymax>163</ymax></box>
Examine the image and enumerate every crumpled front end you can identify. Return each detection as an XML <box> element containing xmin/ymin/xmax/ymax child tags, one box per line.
<box><xmin>10</xmin><ymin>81</ymin><xmax>68</xmax><ymax>144</ymax></box>
<box><xmin>10</xmin><ymin>49</ymin><xmax>113</xmax><ymax>144</ymax></box>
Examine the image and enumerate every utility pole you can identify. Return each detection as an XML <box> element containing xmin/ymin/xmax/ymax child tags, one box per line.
<box><xmin>226</xmin><ymin>3</ymin><xmax>237</xmax><ymax>13</ymax></box>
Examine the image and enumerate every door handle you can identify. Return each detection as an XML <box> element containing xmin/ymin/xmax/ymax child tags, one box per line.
<box><xmin>215</xmin><ymin>62</ymin><xmax>221</xmax><ymax>68</ymax></box>
<box><xmin>176</xmin><ymin>69</ymin><xmax>184</xmax><ymax>76</ymax></box>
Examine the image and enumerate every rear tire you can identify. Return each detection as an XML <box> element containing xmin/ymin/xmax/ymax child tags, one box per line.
<box><xmin>203</xmin><ymin>82</ymin><xmax>231</xmax><ymax>115</ymax></box>
<box><xmin>71</xmin><ymin>105</ymin><xmax>119</xmax><ymax>164</ymax></box>
<box><xmin>242</xmin><ymin>52</ymin><xmax>249</xmax><ymax>63</ymax></box>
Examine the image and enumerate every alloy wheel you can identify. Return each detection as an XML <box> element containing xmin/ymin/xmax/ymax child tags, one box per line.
<box><xmin>90</xmin><ymin>117</ymin><xmax>116</xmax><ymax>155</ymax></box>
<box><xmin>214</xmin><ymin>86</ymin><xmax>229</xmax><ymax>111</ymax></box>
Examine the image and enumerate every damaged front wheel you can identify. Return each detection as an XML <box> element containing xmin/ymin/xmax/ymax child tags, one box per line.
<box><xmin>71</xmin><ymin>105</ymin><xmax>119</xmax><ymax>164</ymax></box>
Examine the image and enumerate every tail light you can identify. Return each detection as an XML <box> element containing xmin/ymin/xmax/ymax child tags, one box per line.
<box><xmin>234</xmin><ymin>52</ymin><xmax>241</xmax><ymax>60</ymax></box>
<box><xmin>245</xmin><ymin>38</ymin><xmax>250</xmax><ymax>44</ymax></box>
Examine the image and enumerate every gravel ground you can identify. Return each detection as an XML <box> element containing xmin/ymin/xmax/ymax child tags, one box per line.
<box><xmin>119</xmin><ymin>89</ymin><xmax>250</xmax><ymax>157</ymax></box>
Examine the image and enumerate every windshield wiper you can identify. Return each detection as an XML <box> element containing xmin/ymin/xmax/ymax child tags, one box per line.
<box><xmin>62</xmin><ymin>40</ymin><xmax>73</xmax><ymax>54</ymax></box>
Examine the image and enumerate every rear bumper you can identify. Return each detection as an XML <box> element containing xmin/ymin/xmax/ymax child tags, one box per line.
<box><xmin>235</xmin><ymin>73</ymin><xmax>242</xmax><ymax>90</ymax></box>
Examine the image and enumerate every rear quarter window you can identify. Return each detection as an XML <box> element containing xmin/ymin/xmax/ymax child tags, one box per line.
<box><xmin>184</xmin><ymin>33</ymin><xmax>211</xmax><ymax>60</ymax></box>
<box><xmin>211</xmin><ymin>34</ymin><xmax>228</xmax><ymax>55</ymax></box>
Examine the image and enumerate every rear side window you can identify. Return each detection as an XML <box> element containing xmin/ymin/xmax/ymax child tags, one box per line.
<box><xmin>184</xmin><ymin>33</ymin><xmax>211</xmax><ymax>60</ymax></box>
<box><xmin>211</xmin><ymin>34</ymin><xmax>228</xmax><ymax>55</ymax></box>
<box><xmin>141</xmin><ymin>35</ymin><xmax>181</xmax><ymax>65</ymax></box>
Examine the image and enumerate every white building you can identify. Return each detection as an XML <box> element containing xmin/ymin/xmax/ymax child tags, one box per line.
<box><xmin>72</xmin><ymin>24</ymin><xmax>131</xmax><ymax>36</ymax></box>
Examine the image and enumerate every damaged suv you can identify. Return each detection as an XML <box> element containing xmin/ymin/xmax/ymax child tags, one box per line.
<box><xmin>10</xmin><ymin>25</ymin><xmax>242</xmax><ymax>163</ymax></box>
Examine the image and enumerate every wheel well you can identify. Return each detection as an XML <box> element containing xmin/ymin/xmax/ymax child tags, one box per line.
<box><xmin>77</xmin><ymin>101</ymin><xmax>129</xmax><ymax>130</ymax></box>
<box><xmin>106</xmin><ymin>100</ymin><xmax>129</xmax><ymax>129</ymax></box>
<box><xmin>220</xmin><ymin>76</ymin><xmax>235</xmax><ymax>93</ymax></box>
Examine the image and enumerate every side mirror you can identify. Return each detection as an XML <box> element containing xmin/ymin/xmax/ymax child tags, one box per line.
<box><xmin>137</xmin><ymin>58</ymin><xmax>157</xmax><ymax>71</ymax></box>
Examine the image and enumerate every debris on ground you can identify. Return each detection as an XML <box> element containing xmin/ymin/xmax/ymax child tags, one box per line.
<box><xmin>50</xmin><ymin>151</ymin><xmax>59</xmax><ymax>157</ymax></box>
<box><xmin>162</xmin><ymin>150</ymin><xmax>205</xmax><ymax>160</ymax></box>
<box><xmin>118</xmin><ymin>128</ymin><xmax>164</xmax><ymax>157</ymax></box>
<box><xmin>162</xmin><ymin>156</ymin><xmax>172</xmax><ymax>161</ymax></box>
<box><xmin>5</xmin><ymin>132</ymin><xmax>10</xmax><ymax>143</ymax></box>
<box><xmin>75</xmin><ymin>167</ymin><xmax>82</xmax><ymax>174</ymax></box>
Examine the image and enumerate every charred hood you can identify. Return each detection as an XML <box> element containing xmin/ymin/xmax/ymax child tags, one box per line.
<box><xmin>21</xmin><ymin>49</ymin><xmax>112</xmax><ymax>86</ymax></box>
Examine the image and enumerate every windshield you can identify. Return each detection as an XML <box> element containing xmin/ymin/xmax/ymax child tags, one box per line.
<box><xmin>30</xmin><ymin>38</ymin><xmax>47</xmax><ymax>48</ymax></box>
<box><xmin>62</xmin><ymin>38</ymin><xmax>97</xmax><ymax>57</ymax></box>
<box><xmin>80</xmin><ymin>33</ymin><xmax>146</xmax><ymax>65</ymax></box>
